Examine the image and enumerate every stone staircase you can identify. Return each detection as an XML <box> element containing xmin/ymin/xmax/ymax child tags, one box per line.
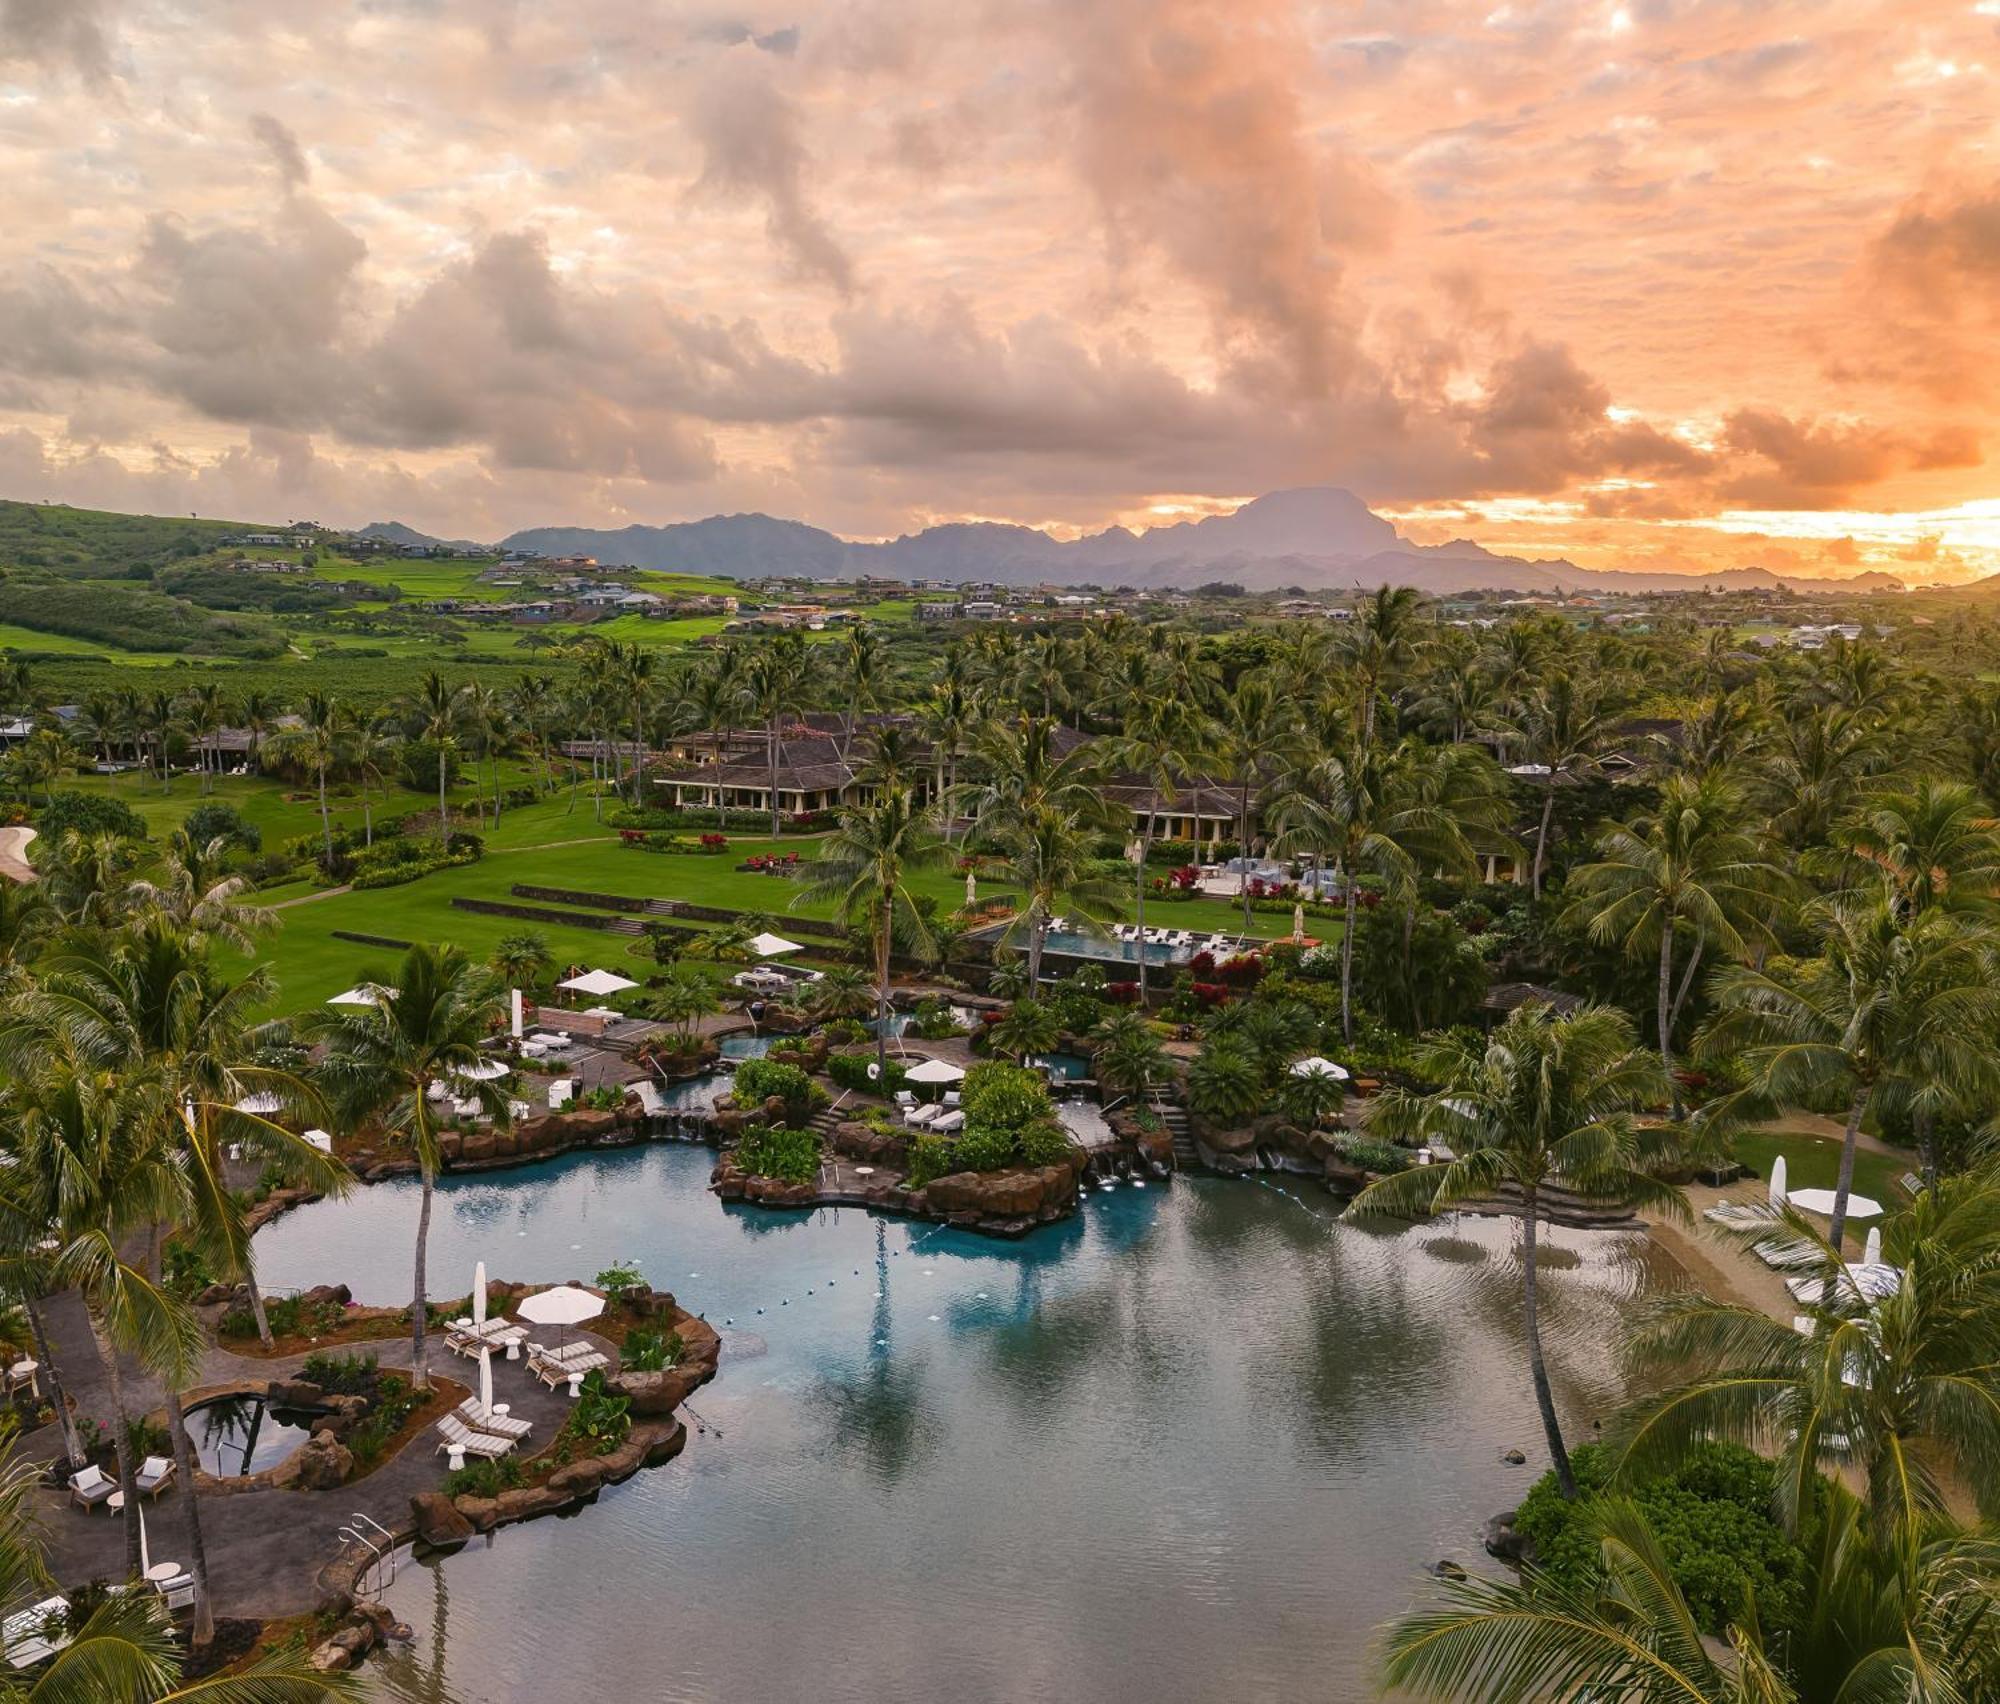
<box><xmin>1153</xmin><ymin>1103</ymin><xmax>1199</xmax><ymax>1170</ymax></box>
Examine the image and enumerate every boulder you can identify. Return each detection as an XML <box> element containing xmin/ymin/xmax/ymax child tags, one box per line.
<box><xmin>457</xmin><ymin>1131</ymin><xmax>496</xmax><ymax>1164</ymax></box>
<box><xmin>453</xmin><ymin>1495</ymin><xmax>500</xmax><ymax>1532</ymax></box>
<box><xmin>436</xmin><ymin>1133</ymin><xmax>462</xmax><ymax>1164</ymax></box>
<box><xmin>546</xmin><ymin>1457</ymin><xmax>612</xmax><ymax>1499</ymax></box>
<box><xmin>270</xmin><ymin>1428</ymin><xmax>352</xmax><ymax>1492</ymax></box>
<box><xmin>1484</xmin><ymin>1509</ymin><xmax>1532</xmax><ymax>1565</ymax></box>
<box><xmin>265</xmin><ymin>1378</ymin><xmax>323</xmax><ymax>1410</ymax></box>
<box><xmin>914</xmin><ymin>1161</ymin><xmax>1080</xmax><ymax>1228</ymax></box>
<box><xmin>1200</xmin><ymin>1122</ymin><xmax>1259</xmax><ymax>1156</ymax></box>
<box><xmin>609</xmin><ymin>1366</ymin><xmax>701</xmax><ymax>1417</ymax></box>
<box><xmin>493</xmin><ymin>1485</ymin><xmax>567</xmax><ymax>1525</ymax></box>
<box><xmin>410</xmin><ymin>1490</ymin><xmax>474</xmax><ymax>1548</ymax></box>
<box><xmin>300</xmin><ymin>1283</ymin><xmax>353</xmax><ymax>1309</ymax></box>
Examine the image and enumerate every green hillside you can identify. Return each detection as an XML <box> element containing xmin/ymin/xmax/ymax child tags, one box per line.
<box><xmin>0</xmin><ymin>499</ymin><xmax>254</xmax><ymax>576</ymax></box>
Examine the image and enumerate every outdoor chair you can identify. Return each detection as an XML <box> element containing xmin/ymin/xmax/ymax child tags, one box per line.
<box><xmin>434</xmin><ymin>1414</ymin><xmax>512</xmax><ymax>1459</ymax></box>
<box><xmin>904</xmin><ymin>1104</ymin><xmax>940</xmax><ymax>1128</ymax></box>
<box><xmin>529</xmin><ymin>1349</ymin><xmax>608</xmax><ymax>1389</ymax></box>
<box><xmin>455</xmin><ymin>1397</ymin><xmax>532</xmax><ymax>1441</ymax></box>
<box><xmin>932</xmin><ymin>1109</ymin><xmax>966</xmax><ymax>1134</ymax></box>
<box><xmin>943</xmin><ymin>1091</ymin><xmax>961</xmax><ymax>1107</ymax></box>
<box><xmin>66</xmin><ymin>1465</ymin><xmax>114</xmax><ymax>1512</ymax></box>
<box><xmin>527</xmin><ymin>1339</ymin><xmax>598</xmax><ymax>1366</ymax></box>
<box><xmin>135</xmin><ymin>1456</ymin><xmax>176</xmax><ymax>1499</ymax></box>
<box><xmin>3</xmin><ymin>1361</ymin><xmax>36</xmax><ymax>1398</ymax></box>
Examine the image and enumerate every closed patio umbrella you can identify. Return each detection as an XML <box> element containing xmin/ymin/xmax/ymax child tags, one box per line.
<box><xmin>1769</xmin><ymin>1155</ymin><xmax>1788</xmax><ymax>1209</ymax></box>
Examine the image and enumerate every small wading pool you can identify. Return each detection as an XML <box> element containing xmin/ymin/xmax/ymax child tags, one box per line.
<box><xmin>1035</xmin><ymin>1051</ymin><xmax>1095</xmax><ymax>1082</ymax></box>
<box><xmin>718</xmin><ymin>1034</ymin><xmax>775</xmax><ymax>1059</ymax></box>
<box><xmin>186</xmin><ymin>1394</ymin><xmax>321</xmax><ymax>1477</ymax></box>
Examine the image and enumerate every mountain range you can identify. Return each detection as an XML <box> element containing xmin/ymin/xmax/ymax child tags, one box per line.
<box><xmin>419</xmin><ymin>487</ymin><xmax>1901</xmax><ymax>597</ymax></box>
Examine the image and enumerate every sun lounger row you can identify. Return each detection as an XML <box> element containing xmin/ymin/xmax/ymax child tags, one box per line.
<box><xmin>4</xmin><ymin>1596</ymin><xmax>71</xmax><ymax>1668</ymax></box>
<box><xmin>445</xmin><ymin>1320</ymin><xmax>529</xmax><ymax>1357</ymax></box>
<box><xmin>1109</xmin><ymin>925</ymin><xmax>1241</xmax><ymax>951</ymax></box>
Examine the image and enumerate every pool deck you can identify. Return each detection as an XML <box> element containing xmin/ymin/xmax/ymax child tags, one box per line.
<box><xmin>21</xmin><ymin>1286</ymin><xmax>602</xmax><ymax>1618</ymax></box>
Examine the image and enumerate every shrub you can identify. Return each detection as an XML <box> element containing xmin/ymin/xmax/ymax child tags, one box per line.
<box><xmin>905</xmin><ymin>1131</ymin><xmax>956</xmax><ymax>1188</ymax></box>
<box><xmin>444</xmin><ymin>1454</ymin><xmax>526</xmax><ymax>1498</ymax></box>
<box><xmin>1332</xmin><ymin>1138</ymin><xmax>1413</xmax><ymax>1175</ymax></box>
<box><xmin>182</xmin><ymin>800</ymin><xmax>261</xmax><ymax>852</ymax></box>
<box><xmin>1513</xmin><ymin>1443</ymin><xmax>1811</xmax><ymax>1639</ymax></box>
<box><xmin>731</xmin><ymin>1058</ymin><xmax>825</xmax><ymax>1121</ymax></box>
<box><xmin>299</xmin><ymin>1351</ymin><xmax>378</xmax><ymax>1395</ymax></box>
<box><xmin>622</xmin><ymin>1329</ymin><xmax>684</xmax><ymax>1373</ymax></box>
<box><xmin>561</xmin><ymin>1370</ymin><xmax>632</xmax><ymax>1455</ymax></box>
<box><xmin>594</xmin><ymin>1262</ymin><xmax>645</xmax><ymax>1304</ymax></box>
<box><xmin>826</xmin><ymin>1051</ymin><xmax>907</xmax><ymax>1096</ymax></box>
<box><xmin>733</xmin><ymin>1124</ymin><xmax>822</xmax><ymax>1184</ymax></box>
<box><xmin>36</xmin><ymin>790</ymin><xmax>147</xmax><ymax>842</ymax></box>
<box><xmin>345</xmin><ymin>1372</ymin><xmax>423</xmax><ymax>1468</ymax></box>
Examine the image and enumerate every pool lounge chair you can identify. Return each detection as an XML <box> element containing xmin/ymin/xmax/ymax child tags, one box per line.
<box><xmin>455</xmin><ymin>1397</ymin><xmax>532</xmax><ymax>1441</ymax></box>
<box><xmin>66</xmin><ymin>1465</ymin><xmax>114</xmax><ymax>1512</ymax></box>
<box><xmin>904</xmin><ymin>1103</ymin><xmax>941</xmax><ymax>1128</ymax></box>
<box><xmin>135</xmin><ymin>1455</ymin><xmax>175</xmax><ymax>1500</ymax></box>
<box><xmin>527</xmin><ymin>1339</ymin><xmax>599</xmax><ymax>1366</ymax></box>
<box><xmin>435</xmin><ymin>1414</ymin><xmax>513</xmax><ymax>1459</ymax></box>
<box><xmin>932</xmin><ymin>1109</ymin><xmax>966</xmax><ymax>1134</ymax></box>
<box><xmin>4</xmin><ymin>1596</ymin><xmax>71</xmax><ymax>1668</ymax></box>
<box><xmin>529</xmin><ymin>1348</ymin><xmax>608</xmax><ymax>1389</ymax></box>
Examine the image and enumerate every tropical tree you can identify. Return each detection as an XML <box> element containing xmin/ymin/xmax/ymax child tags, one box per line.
<box><xmin>1111</xmin><ymin>692</ymin><xmax>1211</xmax><ymax>1001</ymax></box>
<box><xmin>1833</xmin><ymin>778</ymin><xmax>2000</xmax><ymax>919</ymax></box>
<box><xmin>989</xmin><ymin>997</ymin><xmax>1060</xmax><ymax>1065</ymax></box>
<box><xmin>794</xmin><ymin>787</ymin><xmax>947</xmax><ymax>1074</ymax></box>
<box><xmin>1565</xmin><ymin>774</ymin><xmax>1787</xmax><ymax>1117</ymax></box>
<box><xmin>1186</xmin><ymin>1034</ymin><xmax>1263</xmax><ymax>1127</ymax></box>
<box><xmin>745</xmin><ymin>634</ymin><xmax>810</xmax><ymax>837</ymax></box>
<box><xmin>1617</xmin><ymin>1167</ymin><xmax>2000</xmax><ymax>1555</ymax></box>
<box><xmin>645</xmin><ymin>963</ymin><xmax>720</xmax><ymax>1043</ymax></box>
<box><xmin>1511</xmin><ymin>669</ymin><xmax>1613</xmax><ymax>901</ymax></box>
<box><xmin>1352</xmin><ymin>1004</ymin><xmax>1678</xmax><ymax>1497</ymax></box>
<box><xmin>490</xmin><ymin>932</ymin><xmax>553</xmax><ymax>991</ymax></box>
<box><xmin>1091</xmin><ymin>1007</ymin><xmax>1168</xmax><ymax>1101</ymax></box>
<box><xmin>407</xmin><ymin>670</ymin><xmax>471</xmax><ymax>846</ymax></box>
<box><xmin>985</xmin><ymin>803</ymin><xmax>1126</xmax><ymax>991</ymax></box>
<box><xmin>271</xmin><ymin>690</ymin><xmax>350</xmax><ymax>861</ymax></box>
<box><xmin>1378</xmin><ymin>1491</ymin><xmax>2000</xmax><ymax>1703</ymax></box>
<box><xmin>311</xmin><ymin>944</ymin><xmax>509</xmax><ymax>1391</ymax></box>
<box><xmin>1699</xmin><ymin>899</ymin><xmax>2000</xmax><ymax>1248</ymax></box>
<box><xmin>805</xmin><ymin>965</ymin><xmax>875</xmax><ymax>1025</ymax></box>
<box><xmin>1344</xmin><ymin>583</ymin><xmax>1426</xmax><ymax>750</ymax></box>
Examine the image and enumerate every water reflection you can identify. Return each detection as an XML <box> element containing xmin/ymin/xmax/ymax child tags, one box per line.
<box><xmin>253</xmin><ymin>1146</ymin><xmax>1653</xmax><ymax>1704</ymax></box>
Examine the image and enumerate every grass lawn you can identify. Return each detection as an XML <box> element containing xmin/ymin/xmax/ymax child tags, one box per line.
<box><xmin>1731</xmin><ymin>1130</ymin><xmax>1909</xmax><ymax>1208</ymax></box>
<box><xmin>0</xmin><ymin>622</ymin><xmax>188</xmax><ymax>661</ymax></box>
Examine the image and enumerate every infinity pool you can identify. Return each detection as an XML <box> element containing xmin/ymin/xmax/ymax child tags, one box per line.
<box><xmin>253</xmin><ymin>1145</ymin><xmax>1655</xmax><ymax>1703</ymax></box>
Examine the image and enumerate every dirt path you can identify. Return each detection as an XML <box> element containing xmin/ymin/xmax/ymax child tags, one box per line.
<box><xmin>270</xmin><ymin>883</ymin><xmax>352</xmax><ymax>909</ymax></box>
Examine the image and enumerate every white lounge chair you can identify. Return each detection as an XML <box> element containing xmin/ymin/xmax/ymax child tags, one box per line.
<box><xmin>932</xmin><ymin>1109</ymin><xmax>966</xmax><ymax>1133</ymax></box>
<box><xmin>528</xmin><ymin>1348</ymin><xmax>608</xmax><ymax>1389</ymax></box>
<box><xmin>66</xmin><ymin>1465</ymin><xmax>114</xmax><ymax>1512</ymax></box>
<box><xmin>455</xmin><ymin>1397</ymin><xmax>532</xmax><ymax>1441</ymax></box>
<box><xmin>435</xmin><ymin>1414</ymin><xmax>512</xmax><ymax>1459</ymax></box>
<box><xmin>893</xmin><ymin>1090</ymin><xmax>916</xmax><ymax>1109</ymax></box>
<box><xmin>135</xmin><ymin>1456</ymin><xmax>175</xmax><ymax>1500</ymax></box>
<box><xmin>905</xmin><ymin>1103</ymin><xmax>941</xmax><ymax>1128</ymax></box>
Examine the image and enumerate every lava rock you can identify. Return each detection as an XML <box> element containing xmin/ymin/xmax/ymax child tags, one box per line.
<box><xmin>410</xmin><ymin>1491</ymin><xmax>474</xmax><ymax>1548</ymax></box>
<box><xmin>269</xmin><ymin>1428</ymin><xmax>353</xmax><ymax>1492</ymax></box>
<box><xmin>1484</xmin><ymin>1510</ymin><xmax>1532</xmax><ymax>1565</ymax></box>
<box><xmin>1501</xmin><ymin>1448</ymin><xmax>1527</xmax><ymax>1465</ymax></box>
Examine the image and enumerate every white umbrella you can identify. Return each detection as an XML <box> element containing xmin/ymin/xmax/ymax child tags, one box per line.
<box><xmin>557</xmin><ymin>968</ymin><xmax>638</xmax><ymax>997</ymax></box>
<box><xmin>905</xmin><ymin>1058</ymin><xmax>965</xmax><ymax>1085</ymax></box>
<box><xmin>328</xmin><ymin>985</ymin><xmax>395</xmax><ymax>1008</ymax></box>
<box><xmin>1290</xmin><ymin>1055</ymin><xmax>1350</xmax><ymax>1081</ymax></box>
<box><xmin>1863</xmin><ymin>1225</ymin><xmax>1883</xmax><ymax>1267</ymax></box>
<box><xmin>138</xmin><ymin>1500</ymin><xmax>149</xmax><ymax>1577</ymax></box>
<box><xmin>745</xmin><ymin>932</ymin><xmax>804</xmax><ymax>959</ymax></box>
<box><xmin>1785</xmin><ymin>1187</ymin><xmax>1883</xmax><ymax>1220</ymax></box>
<box><xmin>452</xmin><ymin>1058</ymin><xmax>510</xmax><ymax>1083</ymax></box>
<box><xmin>232</xmin><ymin>1091</ymin><xmax>283</xmax><ymax>1115</ymax></box>
<box><xmin>517</xmin><ymin>1283</ymin><xmax>606</xmax><ymax>1348</ymax></box>
<box><xmin>478</xmin><ymin>1343</ymin><xmax>494</xmax><ymax>1415</ymax></box>
<box><xmin>472</xmin><ymin>1260</ymin><xmax>487</xmax><ymax>1330</ymax></box>
<box><xmin>1769</xmin><ymin>1155</ymin><xmax>1788</xmax><ymax>1208</ymax></box>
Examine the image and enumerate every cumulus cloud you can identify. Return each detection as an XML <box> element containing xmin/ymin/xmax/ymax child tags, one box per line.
<box><xmin>248</xmin><ymin>113</ymin><xmax>310</xmax><ymax>189</ymax></box>
<box><xmin>689</xmin><ymin>55</ymin><xmax>852</xmax><ymax>292</ymax></box>
<box><xmin>0</xmin><ymin>0</ymin><xmax>115</xmax><ymax>79</ymax></box>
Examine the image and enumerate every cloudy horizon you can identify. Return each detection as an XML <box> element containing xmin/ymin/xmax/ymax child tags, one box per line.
<box><xmin>2</xmin><ymin>0</ymin><xmax>1998</xmax><ymax>578</ymax></box>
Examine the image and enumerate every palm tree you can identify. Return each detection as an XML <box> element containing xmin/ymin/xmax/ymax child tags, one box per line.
<box><xmin>646</xmin><ymin>963</ymin><xmax>721</xmax><ymax>1044</ymax></box>
<box><xmin>1344</xmin><ymin>584</ymin><xmax>1426</xmax><ymax>750</ymax></box>
<box><xmin>1091</xmin><ymin>1007</ymin><xmax>1168</xmax><ymax>1101</ymax></box>
<box><xmin>407</xmin><ymin>670</ymin><xmax>471</xmax><ymax>846</ymax></box>
<box><xmin>348</xmin><ymin>716</ymin><xmax>398</xmax><ymax>848</ymax></box>
<box><xmin>0</xmin><ymin>1438</ymin><xmax>349</xmax><ymax>1698</ymax></box>
<box><xmin>805</xmin><ymin>965</ymin><xmax>875</xmax><ymax>1025</ymax></box>
<box><xmin>237</xmin><ymin>687</ymin><xmax>280</xmax><ymax>776</ymax></box>
<box><xmin>1379</xmin><ymin>1491</ymin><xmax>2000</xmax><ymax>1703</ymax></box>
<box><xmin>917</xmin><ymin>671</ymin><xmax>977</xmax><ymax>839</ymax></box>
<box><xmin>990</xmin><ymin>997</ymin><xmax>1060</xmax><ymax>1065</ymax></box>
<box><xmin>311</xmin><ymin>943</ymin><xmax>509</xmax><ymax>1391</ymax></box>
<box><xmin>616</xmin><ymin>641</ymin><xmax>659</xmax><ymax>806</ymax></box>
<box><xmin>1833</xmin><ymin>778</ymin><xmax>2000</xmax><ymax>919</ymax></box>
<box><xmin>1511</xmin><ymin>669</ymin><xmax>1613</xmax><ymax>901</ymax></box>
<box><xmin>1618</xmin><ymin>1167</ymin><xmax>2000</xmax><ymax>1554</ymax></box>
<box><xmin>1111</xmin><ymin>693</ymin><xmax>1211</xmax><ymax>1001</ymax></box>
<box><xmin>142</xmin><ymin>688</ymin><xmax>177</xmax><ymax>794</ymax></box>
<box><xmin>1565</xmin><ymin>774</ymin><xmax>1787</xmax><ymax>1117</ymax></box>
<box><xmin>794</xmin><ymin>788</ymin><xmax>947</xmax><ymax>1074</ymax></box>
<box><xmin>837</xmin><ymin>625</ymin><xmax>882</xmax><ymax>760</ymax></box>
<box><xmin>1699</xmin><ymin>899</ymin><xmax>2000</xmax><ymax>1249</ymax></box>
<box><xmin>745</xmin><ymin>634</ymin><xmax>810</xmax><ymax>837</ymax></box>
<box><xmin>1352</xmin><ymin>1004</ymin><xmax>1678</xmax><ymax>1496</ymax></box>
<box><xmin>125</xmin><ymin>826</ymin><xmax>276</xmax><ymax>953</ymax></box>
<box><xmin>490</xmin><ymin>931</ymin><xmax>553</xmax><ymax>991</ymax></box>
<box><xmin>987</xmin><ymin>804</ymin><xmax>1126</xmax><ymax>991</ymax></box>
<box><xmin>183</xmin><ymin>682</ymin><xmax>226</xmax><ymax>795</ymax></box>
<box><xmin>1757</xmin><ymin>704</ymin><xmax>1886</xmax><ymax>853</ymax></box>
<box><xmin>1186</xmin><ymin>1034</ymin><xmax>1263</xmax><ymax>1127</ymax></box>
<box><xmin>271</xmin><ymin>690</ymin><xmax>349</xmax><ymax>861</ymax></box>
<box><xmin>1209</xmin><ymin>673</ymin><xmax>1293</xmax><ymax>933</ymax></box>
<box><xmin>462</xmin><ymin>682</ymin><xmax>509</xmax><ymax>828</ymax></box>
<box><xmin>510</xmin><ymin>672</ymin><xmax>558</xmax><ymax>795</ymax></box>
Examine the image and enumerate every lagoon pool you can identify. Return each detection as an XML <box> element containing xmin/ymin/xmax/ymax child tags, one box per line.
<box><xmin>1040</xmin><ymin>928</ymin><xmax>1183</xmax><ymax>966</ymax></box>
<box><xmin>254</xmin><ymin>1146</ymin><xmax>1655</xmax><ymax>1703</ymax></box>
<box><xmin>717</xmin><ymin>1033</ymin><xmax>774</xmax><ymax>1059</ymax></box>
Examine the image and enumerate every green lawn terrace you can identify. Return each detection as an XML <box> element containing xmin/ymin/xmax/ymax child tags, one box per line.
<box><xmin>49</xmin><ymin>768</ymin><xmax>1308</xmax><ymax>1017</ymax></box>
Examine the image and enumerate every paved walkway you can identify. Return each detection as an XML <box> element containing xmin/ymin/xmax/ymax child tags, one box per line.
<box><xmin>269</xmin><ymin>883</ymin><xmax>351</xmax><ymax>910</ymax></box>
<box><xmin>25</xmin><ymin>1288</ymin><xmax>594</xmax><ymax>1617</ymax></box>
<box><xmin>0</xmin><ymin>825</ymin><xmax>35</xmax><ymax>884</ymax></box>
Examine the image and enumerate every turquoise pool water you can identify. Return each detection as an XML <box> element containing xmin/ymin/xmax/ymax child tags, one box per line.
<box><xmin>717</xmin><ymin>1034</ymin><xmax>774</xmax><ymax>1059</ymax></box>
<box><xmin>1035</xmin><ymin>1050</ymin><xmax>1094</xmax><ymax>1082</ymax></box>
<box><xmin>254</xmin><ymin>1146</ymin><xmax>1653</xmax><ymax>1703</ymax></box>
<box><xmin>1040</xmin><ymin>928</ymin><xmax>1183</xmax><ymax>966</ymax></box>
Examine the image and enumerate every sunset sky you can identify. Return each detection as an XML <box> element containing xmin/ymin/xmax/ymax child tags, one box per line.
<box><xmin>2</xmin><ymin>0</ymin><xmax>1998</xmax><ymax>577</ymax></box>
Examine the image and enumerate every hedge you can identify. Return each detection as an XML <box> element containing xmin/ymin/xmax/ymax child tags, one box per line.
<box><xmin>827</xmin><ymin>1052</ymin><xmax>908</xmax><ymax>1097</ymax></box>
